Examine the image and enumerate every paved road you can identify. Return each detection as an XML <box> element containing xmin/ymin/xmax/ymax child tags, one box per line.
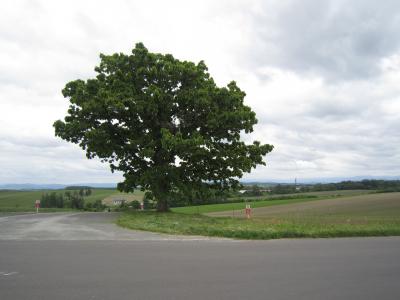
<box><xmin>0</xmin><ymin>212</ymin><xmax>209</xmax><ymax>241</ymax></box>
<box><xmin>0</xmin><ymin>213</ymin><xmax>399</xmax><ymax>300</ymax></box>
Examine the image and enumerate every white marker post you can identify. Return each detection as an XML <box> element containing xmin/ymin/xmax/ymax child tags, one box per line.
<box><xmin>35</xmin><ymin>200</ymin><xmax>40</xmax><ymax>213</ymax></box>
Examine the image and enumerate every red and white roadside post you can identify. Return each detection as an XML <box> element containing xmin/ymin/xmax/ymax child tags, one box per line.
<box><xmin>35</xmin><ymin>200</ymin><xmax>40</xmax><ymax>213</ymax></box>
<box><xmin>245</xmin><ymin>204</ymin><xmax>252</xmax><ymax>219</ymax></box>
<box><xmin>140</xmin><ymin>202</ymin><xmax>144</xmax><ymax>211</ymax></box>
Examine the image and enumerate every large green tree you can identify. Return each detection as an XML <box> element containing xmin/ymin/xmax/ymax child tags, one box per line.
<box><xmin>54</xmin><ymin>43</ymin><xmax>273</xmax><ymax>211</ymax></box>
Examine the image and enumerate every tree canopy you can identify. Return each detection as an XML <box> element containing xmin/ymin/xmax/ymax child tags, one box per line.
<box><xmin>54</xmin><ymin>43</ymin><xmax>273</xmax><ymax>211</ymax></box>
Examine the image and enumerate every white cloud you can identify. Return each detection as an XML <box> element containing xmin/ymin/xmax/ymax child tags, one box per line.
<box><xmin>0</xmin><ymin>0</ymin><xmax>400</xmax><ymax>184</ymax></box>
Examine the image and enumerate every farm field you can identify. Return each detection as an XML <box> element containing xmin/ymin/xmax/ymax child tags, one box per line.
<box><xmin>0</xmin><ymin>189</ymin><xmax>144</xmax><ymax>212</ymax></box>
<box><xmin>172</xmin><ymin>189</ymin><xmax>374</xmax><ymax>214</ymax></box>
<box><xmin>119</xmin><ymin>192</ymin><xmax>400</xmax><ymax>239</ymax></box>
<box><xmin>209</xmin><ymin>192</ymin><xmax>400</xmax><ymax>219</ymax></box>
<box><xmin>172</xmin><ymin>196</ymin><xmax>320</xmax><ymax>214</ymax></box>
<box><xmin>0</xmin><ymin>188</ymin><xmax>373</xmax><ymax>213</ymax></box>
<box><xmin>236</xmin><ymin>189</ymin><xmax>375</xmax><ymax>201</ymax></box>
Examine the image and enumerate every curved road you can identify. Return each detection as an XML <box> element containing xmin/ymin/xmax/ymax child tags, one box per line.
<box><xmin>0</xmin><ymin>213</ymin><xmax>399</xmax><ymax>300</ymax></box>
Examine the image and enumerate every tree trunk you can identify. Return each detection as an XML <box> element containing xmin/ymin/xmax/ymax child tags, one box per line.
<box><xmin>156</xmin><ymin>197</ymin><xmax>169</xmax><ymax>212</ymax></box>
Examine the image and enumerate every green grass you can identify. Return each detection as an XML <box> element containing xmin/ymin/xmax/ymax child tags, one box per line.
<box><xmin>0</xmin><ymin>190</ymin><xmax>49</xmax><ymax>211</ymax></box>
<box><xmin>118</xmin><ymin>192</ymin><xmax>400</xmax><ymax>240</ymax></box>
<box><xmin>172</xmin><ymin>196</ymin><xmax>322</xmax><ymax>214</ymax></box>
<box><xmin>0</xmin><ymin>188</ymin><xmax>119</xmax><ymax>212</ymax></box>
<box><xmin>117</xmin><ymin>211</ymin><xmax>400</xmax><ymax>240</ymax></box>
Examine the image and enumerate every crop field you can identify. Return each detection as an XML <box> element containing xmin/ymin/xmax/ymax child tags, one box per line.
<box><xmin>171</xmin><ymin>189</ymin><xmax>374</xmax><ymax>214</ymax></box>
<box><xmin>236</xmin><ymin>189</ymin><xmax>375</xmax><ymax>201</ymax></box>
<box><xmin>0</xmin><ymin>188</ymin><xmax>144</xmax><ymax>212</ymax></box>
<box><xmin>209</xmin><ymin>192</ymin><xmax>400</xmax><ymax>220</ymax></box>
<box><xmin>0</xmin><ymin>190</ymin><xmax>54</xmax><ymax>211</ymax></box>
<box><xmin>171</xmin><ymin>196</ymin><xmax>320</xmax><ymax>214</ymax></box>
<box><xmin>119</xmin><ymin>192</ymin><xmax>400</xmax><ymax>239</ymax></box>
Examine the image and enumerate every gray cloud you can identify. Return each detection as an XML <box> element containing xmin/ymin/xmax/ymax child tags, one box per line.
<box><xmin>247</xmin><ymin>0</ymin><xmax>400</xmax><ymax>80</ymax></box>
<box><xmin>1</xmin><ymin>0</ymin><xmax>400</xmax><ymax>183</ymax></box>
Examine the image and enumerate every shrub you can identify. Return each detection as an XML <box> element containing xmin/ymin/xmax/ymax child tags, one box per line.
<box><xmin>130</xmin><ymin>200</ymin><xmax>141</xmax><ymax>210</ymax></box>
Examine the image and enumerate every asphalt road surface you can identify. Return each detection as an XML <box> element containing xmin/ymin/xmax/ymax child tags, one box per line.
<box><xmin>1</xmin><ymin>213</ymin><xmax>399</xmax><ymax>300</ymax></box>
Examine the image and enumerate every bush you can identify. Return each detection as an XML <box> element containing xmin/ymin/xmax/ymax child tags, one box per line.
<box><xmin>130</xmin><ymin>200</ymin><xmax>141</xmax><ymax>210</ymax></box>
<box><xmin>84</xmin><ymin>202</ymin><xmax>93</xmax><ymax>211</ymax></box>
<box><xmin>92</xmin><ymin>199</ymin><xmax>106</xmax><ymax>211</ymax></box>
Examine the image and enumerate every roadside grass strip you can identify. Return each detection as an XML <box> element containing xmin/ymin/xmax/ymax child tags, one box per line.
<box><xmin>117</xmin><ymin>211</ymin><xmax>400</xmax><ymax>240</ymax></box>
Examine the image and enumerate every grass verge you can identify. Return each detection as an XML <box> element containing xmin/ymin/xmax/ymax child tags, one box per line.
<box><xmin>117</xmin><ymin>211</ymin><xmax>400</xmax><ymax>240</ymax></box>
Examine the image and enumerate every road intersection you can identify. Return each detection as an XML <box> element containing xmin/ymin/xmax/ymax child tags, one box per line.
<box><xmin>1</xmin><ymin>213</ymin><xmax>399</xmax><ymax>300</ymax></box>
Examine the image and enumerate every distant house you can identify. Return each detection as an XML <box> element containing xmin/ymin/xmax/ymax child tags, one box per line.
<box><xmin>239</xmin><ymin>189</ymin><xmax>271</xmax><ymax>194</ymax></box>
<box><xmin>112</xmin><ymin>199</ymin><xmax>126</xmax><ymax>206</ymax></box>
<box><xmin>102</xmin><ymin>194</ymin><xmax>143</xmax><ymax>206</ymax></box>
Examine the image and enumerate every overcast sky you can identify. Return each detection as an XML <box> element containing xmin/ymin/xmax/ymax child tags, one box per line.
<box><xmin>1</xmin><ymin>0</ymin><xmax>400</xmax><ymax>184</ymax></box>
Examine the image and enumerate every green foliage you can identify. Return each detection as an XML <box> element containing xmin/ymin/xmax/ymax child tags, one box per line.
<box><xmin>312</xmin><ymin>179</ymin><xmax>400</xmax><ymax>191</ymax></box>
<box><xmin>130</xmin><ymin>200</ymin><xmax>141</xmax><ymax>210</ymax></box>
<box><xmin>241</xmin><ymin>184</ymin><xmax>263</xmax><ymax>196</ymax></box>
<box><xmin>115</xmin><ymin>200</ymin><xmax>132</xmax><ymax>211</ymax></box>
<box><xmin>168</xmin><ymin>187</ymin><xmax>230</xmax><ymax>207</ymax></box>
<box><xmin>40</xmin><ymin>192</ymin><xmax>65</xmax><ymax>208</ymax></box>
<box><xmin>94</xmin><ymin>199</ymin><xmax>106</xmax><ymax>211</ymax></box>
<box><xmin>41</xmin><ymin>190</ymin><xmax>84</xmax><ymax>209</ymax></box>
<box><xmin>85</xmin><ymin>202</ymin><xmax>93</xmax><ymax>210</ymax></box>
<box><xmin>279</xmin><ymin>180</ymin><xmax>400</xmax><ymax>194</ymax></box>
<box><xmin>65</xmin><ymin>186</ymin><xmax>91</xmax><ymax>190</ymax></box>
<box><xmin>241</xmin><ymin>180</ymin><xmax>400</xmax><ymax>195</ymax></box>
<box><xmin>54</xmin><ymin>43</ymin><xmax>273</xmax><ymax>211</ymax></box>
<box><xmin>84</xmin><ymin>199</ymin><xmax>105</xmax><ymax>211</ymax></box>
<box><xmin>272</xmin><ymin>184</ymin><xmax>297</xmax><ymax>194</ymax></box>
<box><xmin>85</xmin><ymin>188</ymin><xmax>92</xmax><ymax>196</ymax></box>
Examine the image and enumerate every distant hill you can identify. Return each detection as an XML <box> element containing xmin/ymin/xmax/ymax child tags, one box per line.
<box><xmin>242</xmin><ymin>175</ymin><xmax>400</xmax><ymax>185</ymax></box>
<box><xmin>0</xmin><ymin>183</ymin><xmax>117</xmax><ymax>190</ymax></box>
<box><xmin>0</xmin><ymin>184</ymin><xmax>66</xmax><ymax>190</ymax></box>
<box><xmin>2</xmin><ymin>176</ymin><xmax>399</xmax><ymax>190</ymax></box>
